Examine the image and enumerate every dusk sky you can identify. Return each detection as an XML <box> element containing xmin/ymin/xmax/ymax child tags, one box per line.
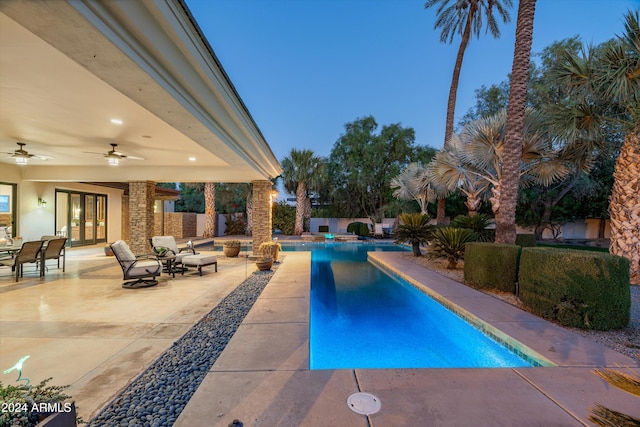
<box><xmin>185</xmin><ymin>0</ymin><xmax>638</xmax><ymax>162</ymax></box>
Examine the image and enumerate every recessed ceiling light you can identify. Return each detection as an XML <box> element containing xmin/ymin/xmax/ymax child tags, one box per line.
<box><xmin>111</xmin><ymin>119</ymin><xmax>123</xmax><ymax>125</ymax></box>
<box><xmin>188</xmin><ymin>157</ymin><xmax>196</xmax><ymax>161</ymax></box>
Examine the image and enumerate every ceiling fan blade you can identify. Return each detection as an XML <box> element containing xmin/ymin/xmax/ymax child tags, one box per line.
<box><xmin>123</xmin><ymin>155</ymin><xmax>145</xmax><ymax>160</ymax></box>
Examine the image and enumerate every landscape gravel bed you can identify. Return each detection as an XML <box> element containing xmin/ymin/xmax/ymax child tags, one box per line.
<box><xmin>88</xmin><ymin>266</ymin><xmax>278</xmax><ymax>427</ymax></box>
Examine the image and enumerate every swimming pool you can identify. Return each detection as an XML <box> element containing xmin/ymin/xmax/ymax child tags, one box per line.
<box><xmin>308</xmin><ymin>243</ymin><xmax>533</xmax><ymax>369</ymax></box>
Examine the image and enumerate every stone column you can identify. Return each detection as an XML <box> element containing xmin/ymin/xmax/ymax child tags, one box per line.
<box><xmin>121</xmin><ymin>194</ymin><xmax>130</xmax><ymax>243</ymax></box>
<box><xmin>128</xmin><ymin>181</ymin><xmax>156</xmax><ymax>254</ymax></box>
<box><xmin>251</xmin><ymin>180</ymin><xmax>273</xmax><ymax>256</ymax></box>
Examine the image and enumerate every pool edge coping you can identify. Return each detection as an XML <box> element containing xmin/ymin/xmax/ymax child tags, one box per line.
<box><xmin>368</xmin><ymin>254</ymin><xmax>557</xmax><ymax>368</ymax></box>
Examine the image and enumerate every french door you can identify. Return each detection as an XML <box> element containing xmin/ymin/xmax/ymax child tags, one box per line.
<box><xmin>56</xmin><ymin>190</ymin><xmax>107</xmax><ymax>247</ymax></box>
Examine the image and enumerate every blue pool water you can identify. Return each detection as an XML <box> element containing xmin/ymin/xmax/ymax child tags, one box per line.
<box><xmin>308</xmin><ymin>243</ymin><xmax>532</xmax><ymax>369</ymax></box>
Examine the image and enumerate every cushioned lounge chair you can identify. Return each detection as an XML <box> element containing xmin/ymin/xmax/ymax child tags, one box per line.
<box><xmin>111</xmin><ymin>240</ymin><xmax>161</xmax><ymax>289</ymax></box>
<box><xmin>150</xmin><ymin>236</ymin><xmax>197</xmax><ymax>263</ymax></box>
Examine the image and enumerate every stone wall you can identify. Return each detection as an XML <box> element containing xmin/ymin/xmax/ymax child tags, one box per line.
<box><xmin>128</xmin><ymin>181</ymin><xmax>155</xmax><ymax>254</ymax></box>
<box><xmin>251</xmin><ymin>180</ymin><xmax>272</xmax><ymax>255</ymax></box>
<box><xmin>164</xmin><ymin>212</ymin><xmax>197</xmax><ymax>238</ymax></box>
<box><xmin>121</xmin><ymin>195</ymin><xmax>130</xmax><ymax>243</ymax></box>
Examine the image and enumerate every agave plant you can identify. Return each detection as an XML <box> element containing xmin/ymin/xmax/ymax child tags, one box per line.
<box><xmin>427</xmin><ymin>227</ymin><xmax>477</xmax><ymax>269</ymax></box>
<box><xmin>393</xmin><ymin>213</ymin><xmax>434</xmax><ymax>257</ymax></box>
<box><xmin>451</xmin><ymin>214</ymin><xmax>495</xmax><ymax>242</ymax></box>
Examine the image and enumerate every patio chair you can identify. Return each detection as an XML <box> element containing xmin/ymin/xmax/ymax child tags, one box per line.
<box><xmin>110</xmin><ymin>240</ymin><xmax>161</xmax><ymax>289</ymax></box>
<box><xmin>150</xmin><ymin>236</ymin><xmax>198</xmax><ymax>268</ymax></box>
<box><xmin>0</xmin><ymin>240</ymin><xmax>45</xmax><ymax>282</ymax></box>
<box><xmin>39</xmin><ymin>237</ymin><xmax>67</xmax><ymax>274</ymax></box>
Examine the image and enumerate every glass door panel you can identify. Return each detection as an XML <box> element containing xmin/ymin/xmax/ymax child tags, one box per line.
<box><xmin>84</xmin><ymin>195</ymin><xmax>95</xmax><ymax>244</ymax></box>
<box><xmin>55</xmin><ymin>192</ymin><xmax>69</xmax><ymax>238</ymax></box>
<box><xmin>71</xmin><ymin>194</ymin><xmax>81</xmax><ymax>244</ymax></box>
<box><xmin>96</xmin><ymin>195</ymin><xmax>106</xmax><ymax>241</ymax></box>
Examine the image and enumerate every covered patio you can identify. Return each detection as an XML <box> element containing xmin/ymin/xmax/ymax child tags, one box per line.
<box><xmin>1</xmin><ymin>0</ymin><xmax>281</xmax><ymax>254</ymax></box>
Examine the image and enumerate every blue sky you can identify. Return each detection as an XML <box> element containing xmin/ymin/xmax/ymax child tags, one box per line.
<box><xmin>185</xmin><ymin>0</ymin><xmax>638</xmax><ymax>162</ymax></box>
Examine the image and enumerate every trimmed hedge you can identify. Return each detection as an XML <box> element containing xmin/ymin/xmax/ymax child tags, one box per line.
<box><xmin>519</xmin><ymin>248</ymin><xmax>630</xmax><ymax>330</ymax></box>
<box><xmin>347</xmin><ymin>222</ymin><xmax>370</xmax><ymax>237</ymax></box>
<box><xmin>515</xmin><ymin>233</ymin><xmax>536</xmax><ymax>247</ymax></box>
<box><xmin>464</xmin><ymin>242</ymin><xmax>521</xmax><ymax>293</ymax></box>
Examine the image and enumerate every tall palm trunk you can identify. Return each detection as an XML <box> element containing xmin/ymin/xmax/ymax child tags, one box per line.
<box><xmin>444</xmin><ymin>7</ymin><xmax>474</xmax><ymax>148</ymax></box>
<box><xmin>246</xmin><ymin>195</ymin><xmax>253</xmax><ymax>236</ymax></box>
<box><xmin>303</xmin><ymin>195</ymin><xmax>312</xmax><ymax>233</ymax></box>
<box><xmin>495</xmin><ymin>0</ymin><xmax>536</xmax><ymax>244</ymax></box>
<box><xmin>437</xmin><ymin>6</ymin><xmax>476</xmax><ymax>225</ymax></box>
<box><xmin>608</xmin><ymin>130</ymin><xmax>640</xmax><ymax>284</ymax></box>
<box><xmin>294</xmin><ymin>182</ymin><xmax>307</xmax><ymax>236</ymax></box>
<box><xmin>203</xmin><ymin>182</ymin><xmax>216</xmax><ymax>238</ymax></box>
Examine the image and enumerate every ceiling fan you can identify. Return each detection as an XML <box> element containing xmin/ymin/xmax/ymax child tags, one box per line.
<box><xmin>1</xmin><ymin>142</ymin><xmax>52</xmax><ymax>165</ymax></box>
<box><xmin>84</xmin><ymin>143</ymin><xmax>145</xmax><ymax>165</ymax></box>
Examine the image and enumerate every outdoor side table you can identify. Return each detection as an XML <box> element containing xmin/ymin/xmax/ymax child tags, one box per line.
<box><xmin>158</xmin><ymin>254</ymin><xmax>177</xmax><ymax>278</ymax></box>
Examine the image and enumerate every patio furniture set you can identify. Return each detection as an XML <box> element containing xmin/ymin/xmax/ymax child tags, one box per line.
<box><xmin>0</xmin><ymin>236</ymin><xmax>67</xmax><ymax>282</ymax></box>
<box><xmin>111</xmin><ymin>236</ymin><xmax>218</xmax><ymax>289</ymax></box>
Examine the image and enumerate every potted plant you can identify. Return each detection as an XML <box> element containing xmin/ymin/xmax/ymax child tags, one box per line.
<box><xmin>104</xmin><ymin>243</ymin><xmax>115</xmax><ymax>256</ymax></box>
<box><xmin>223</xmin><ymin>240</ymin><xmax>242</xmax><ymax>257</ymax></box>
<box><xmin>255</xmin><ymin>256</ymin><xmax>273</xmax><ymax>271</ymax></box>
<box><xmin>258</xmin><ymin>241</ymin><xmax>282</xmax><ymax>261</ymax></box>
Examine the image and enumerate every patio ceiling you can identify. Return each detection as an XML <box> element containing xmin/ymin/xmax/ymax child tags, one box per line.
<box><xmin>0</xmin><ymin>0</ymin><xmax>281</xmax><ymax>184</ymax></box>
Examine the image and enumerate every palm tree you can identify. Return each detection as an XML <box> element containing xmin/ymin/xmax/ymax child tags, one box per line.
<box><xmin>495</xmin><ymin>0</ymin><xmax>537</xmax><ymax>244</ymax></box>
<box><xmin>280</xmin><ymin>149</ymin><xmax>325</xmax><ymax>236</ymax></box>
<box><xmin>546</xmin><ymin>10</ymin><xmax>640</xmax><ymax>283</ymax></box>
<box><xmin>181</xmin><ymin>182</ymin><xmax>216</xmax><ymax>237</ymax></box>
<box><xmin>427</xmin><ymin>135</ymin><xmax>490</xmax><ymax>216</ymax></box>
<box><xmin>203</xmin><ymin>182</ymin><xmax>216</xmax><ymax>238</ymax></box>
<box><xmin>430</xmin><ymin>109</ymin><xmax>567</xmax><ymax>216</ymax></box>
<box><xmin>393</xmin><ymin>213</ymin><xmax>434</xmax><ymax>256</ymax></box>
<box><xmin>427</xmin><ymin>227</ymin><xmax>477</xmax><ymax>269</ymax></box>
<box><xmin>425</xmin><ymin>0</ymin><xmax>512</xmax><ymax>223</ymax></box>
<box><xmin>390</xmin><ymin>163</ymin><xmax>437</xmax><ymax>214</ymax></box>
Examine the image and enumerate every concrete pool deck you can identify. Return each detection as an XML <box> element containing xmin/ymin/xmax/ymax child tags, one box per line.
<box><xmin>175</xmin><ymin>251</ymin><xmax>639</xmax><ymax>426</ymax></box>
<box><xmin>1</xmin><ymin>244</ymin><xmax>638</xmax><ymax>426</ymax></box>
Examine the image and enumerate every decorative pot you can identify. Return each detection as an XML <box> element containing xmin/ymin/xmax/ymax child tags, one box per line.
<box><xmin>255</xmin><ymin>259</ymin><xmax>273</xmax><ymax>271</ymax></box>
<box><xmin>223</xmin><ymin>245</ymin><xmax>241</xmax><ymax>257</ymax></box>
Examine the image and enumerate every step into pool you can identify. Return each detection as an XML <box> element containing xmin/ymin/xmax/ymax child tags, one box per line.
<box><xmin>308</xmin><ymin>243</ymin><xmax>533</xmax><ymax>369</ymax></box>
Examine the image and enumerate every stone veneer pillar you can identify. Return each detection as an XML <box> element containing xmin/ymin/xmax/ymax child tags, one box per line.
<box><xmin>121</xmin><ymin>194</ymin><xmax>130</xmax><ymax>243</ymax></box>
<box><xmin>251</xmin><ymin>180</ymin><xmax>273</xmax><ymax>256</ymax></box>
<box><xmin>128</xmin><ymin>181</ymin><xmax>156</xmax><ymax>254</ymax></box>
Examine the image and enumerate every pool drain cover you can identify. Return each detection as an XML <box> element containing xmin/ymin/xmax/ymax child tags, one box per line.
<box><xmin>347</xmin><ymin>392</ymin><xmax>381</xmax><ymax>415</ymax></box>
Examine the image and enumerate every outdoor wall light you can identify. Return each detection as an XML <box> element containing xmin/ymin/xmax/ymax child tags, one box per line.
<box><xmin>38</xmin><ymin>198</ymin><xmax>47</xmax><ymax>208</ymax></box>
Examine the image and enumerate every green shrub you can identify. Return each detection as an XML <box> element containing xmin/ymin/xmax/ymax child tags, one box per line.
<box><xmin>272</xmin><ymin>201</ymin><xmax>295</xmax><ymax>235</ymax></box>
<box><xmin>451</xmin><ymin>214</ymin><xmax>495</xmax><ymax>242</ymax></box>
<box><xmin>224</xmin><ymin>214</ymin><xmax>245</xmax><ymax>235</ymax></box>
<box><xmin>427</xmin><ymin>227</ymin><xmax>477</xmax><ymax>269</ymax></box>
<box><xmin>519</xmin><ymin>248</ymin><xmax>630</xmax><ymax>330</ymax></box>
<box><xmin>0</xmin><ymin>378</ymin><xmax>73</xmax><ymax>427</ymax></box>
<box><xmin>394</xmin><ymin>213</ymin><xmax>433</xmax><ymax>257</ymax></box>
<box><xmin>515</xmin><ymin>233</ymin><xmax>536</xmax><ymax>247</ymax></box>
<box><xmin>347</xmin><ymin>221</ymin><xmax>370</xmax><ymax>237</ymax></box>
<box><xmin>464</xmin><ymin>242</ymin><xmax>521</xmax><ymax>293</ymax></box>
